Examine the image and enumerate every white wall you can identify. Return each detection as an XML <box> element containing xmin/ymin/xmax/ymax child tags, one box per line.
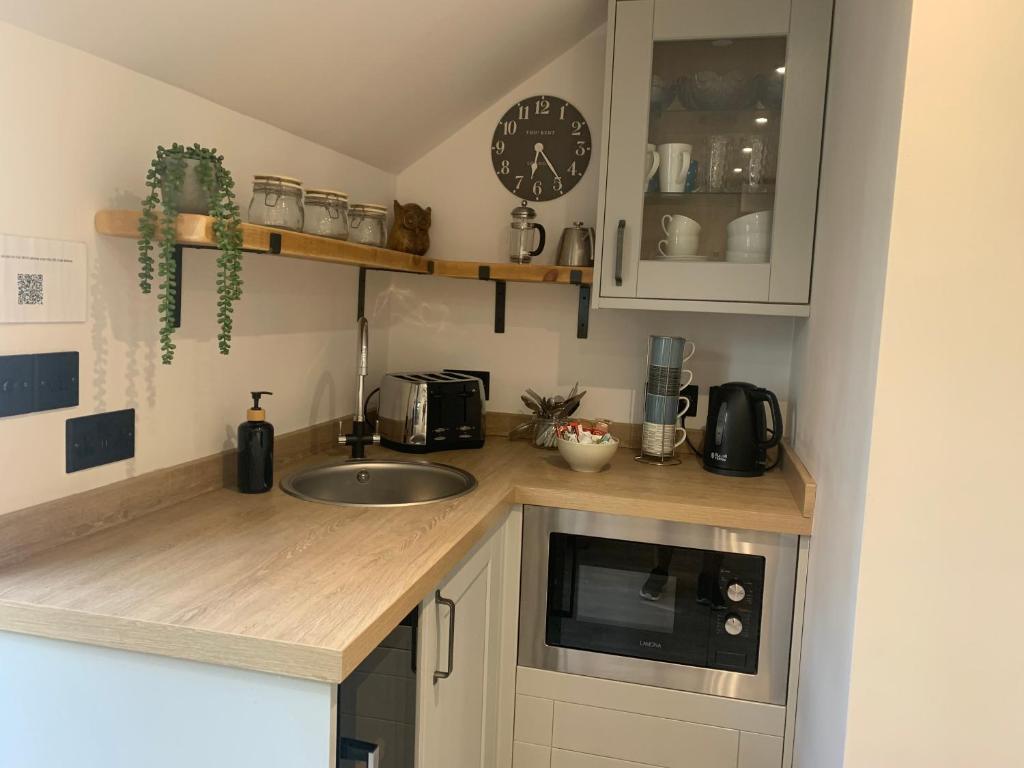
<box><xmin>0</xmin><ymin>22</ymin><xmax>395</xmax><ymax>515</ymax></box>
<box><xmin>787</xmin><ymin>1</ymin><xmax>912</xmax><ymax>765</ymax></box>
<box><xmin>391</xmin><ymin>27</ymin><xmax>797</xmax><ymax>424</ymax></box>
<box><xmin>843</xmin><ymin>1</ymin><xmax>1024</xmax><ymax>764</ymax></box>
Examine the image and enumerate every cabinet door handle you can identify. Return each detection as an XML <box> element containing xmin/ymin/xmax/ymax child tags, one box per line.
<box><xmin>338</xmin><ymin>737</ymin><xmax>380</xmax><ymax>767</ymax></box>
<box><xmin>433</xmin><ymin>590</ymin><xmax>456</xmax><ymax>683</ymax></box>
<box><xmin>615</xmin><ymin>219</ymin><xmax>625</xmax><ymax>286</ymax></box>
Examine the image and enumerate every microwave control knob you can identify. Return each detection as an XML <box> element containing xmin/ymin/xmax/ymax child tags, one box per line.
<box><xmin>724</xmin><ymin>615</ymin><xmax>743</xmax><ymax>636</ymax></box>
<box><xmin>726</xmin><ymin>581</ymin><xmax>746</xmax><ymax>603</ymax></box>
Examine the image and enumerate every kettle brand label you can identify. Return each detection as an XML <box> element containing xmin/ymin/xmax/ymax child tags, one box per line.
<box><xmin>711</xmin><ymin>451</ymin><xmax>729</xmax><ymax>462</ymax></box>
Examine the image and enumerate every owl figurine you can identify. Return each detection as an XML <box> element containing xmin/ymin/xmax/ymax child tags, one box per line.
<box><xmin>386</xmin><ymin>200</ymin><xmax>431</xmax><ymax>255</ymax></box>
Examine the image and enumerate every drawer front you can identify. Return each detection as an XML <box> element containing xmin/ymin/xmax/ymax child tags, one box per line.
<box><xmin>552</xmin><ymin>702</ymin><xmax>738</xmax><ymax>768</ymax></box>
<box><xmin>552</xmin><ymin>748</ymin><xmax>657</xmax><ymax>768</ymax></box>
<box><xmin>515</xmin><ymin>694</ymin><xmax>555</xmax><ymax>746</ymax></box>
<box><xmin>514</xmin><ymin>741</ymin><xmax>552</xmax><ymax>768</ymax></box>
<box><xmin>738</xmin><ymin>732</ymin><xmax>784</xmax><ymax>768</ymax></box>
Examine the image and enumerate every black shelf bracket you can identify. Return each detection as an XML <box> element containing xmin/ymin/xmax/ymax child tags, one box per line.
<box><xmin>169</xmin><ymin>233</ymin><xmax>281</xmax><ymax>329</ymax></box>
<box><xmin>568</xmin><ymin>270</ymin><xmax>591</xmax><ymax>339</ymax></box>
<box><xmin>172</xmin><ymin>244</ymin><xmax>184</xmax><ymax>328</ymax></box>
<box><xmin>576</xmin><ymin>284</ymin><xmax>591</xmax><ymax>339</ymax></box>
<box><xmin>494</xmin><ymin>281</ymin><xmax>507</xmax><ymax>333</ymax></box>
<box><xmin>477</xmin><ymin>266</ymin><xmax>506</xmax><ymax>333</ymax></box>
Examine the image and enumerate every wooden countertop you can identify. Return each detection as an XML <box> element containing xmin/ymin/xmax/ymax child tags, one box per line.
<box><xmin>0</xmin><ymin>440</ymin><xmax>813</xmax><ymax>683</ymax></box>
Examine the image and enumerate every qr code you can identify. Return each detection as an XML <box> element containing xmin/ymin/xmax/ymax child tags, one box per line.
<box><xmin>17</xmin><ymin>273</ymin><xmax>44</xmax><ymax>305</ymax></box>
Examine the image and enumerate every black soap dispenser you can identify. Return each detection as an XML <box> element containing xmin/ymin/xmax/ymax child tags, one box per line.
<box><xmin>238</xmin><ymin>391</ymin><xmax>274</xmax><ymax>493</ymax></box>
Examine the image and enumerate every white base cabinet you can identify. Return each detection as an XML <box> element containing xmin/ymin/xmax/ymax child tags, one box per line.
<box><xmin>514</xmin><ymin>668</ymin><xmax>785</xmax><ymax>768</ymax></box>
<box><xmin>415</xmin><ymin>510</ymin><xmax>519</xmax><ymax>768</ymax></box>
<box><xmin>0</xmin><ymin>631</ymin><xmax>336</xmax><ymax>768</ymax></box>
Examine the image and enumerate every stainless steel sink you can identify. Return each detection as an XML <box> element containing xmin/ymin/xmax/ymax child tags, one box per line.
<box><xmin>281</xmin><ymin>460</ymin><xmax>477</xmax><ymax>507</ymax></box>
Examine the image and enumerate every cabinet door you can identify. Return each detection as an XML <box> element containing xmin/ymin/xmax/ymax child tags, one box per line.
<box><xmin>415</xmin><ymin>521</ymin><xmax>510</xmax><ymax>768</ymax></box>
<box><xmin>597</xmin><ymin>0</ymin><xmax>831</xmax><ymax>308</ymax></box>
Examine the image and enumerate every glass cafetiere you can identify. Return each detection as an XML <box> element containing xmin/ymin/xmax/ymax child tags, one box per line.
<box><xmin>508</xmin><ymin>200</ymin><xmax>546</xmax><ymax>263</ymax></box>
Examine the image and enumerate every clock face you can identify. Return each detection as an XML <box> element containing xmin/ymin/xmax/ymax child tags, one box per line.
<box><xmin>490</xmin><ymin>95</ymin><xmax>592</xmax><ymax>202</ymax></box>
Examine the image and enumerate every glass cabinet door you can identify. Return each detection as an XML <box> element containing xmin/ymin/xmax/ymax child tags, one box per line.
<box><xmin>598</xmin><ymin>0</ymin><xmax>830</xmax><ymax>306</ymax></box>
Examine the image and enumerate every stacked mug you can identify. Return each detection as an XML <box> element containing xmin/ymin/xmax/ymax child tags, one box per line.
<box><xmin>638</xmin><ymin>335</ymin><xmax>696</xmax><ymax>465</ymax></box>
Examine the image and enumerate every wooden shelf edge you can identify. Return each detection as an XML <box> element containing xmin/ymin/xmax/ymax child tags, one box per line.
<box><xmin>94</xmin><ymin>210</ymin><xmax>431</xmax><ymax>275</ymax></box>
<box><xmin>433</xmin><ymin>260</ymin><xmax>593</xmax><ymax>286</ymax></box>
<box><xmin>94</xmin><ymin>210</ymin><xmax>591</xmax><ymax>285</ymax></box>
<box><xmin>780</xmin><ymin>440</ymin><xmax>816</xmax><ymax>519</ymax></box>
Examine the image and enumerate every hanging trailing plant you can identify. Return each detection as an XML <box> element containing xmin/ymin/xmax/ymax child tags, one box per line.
<box><xmin>137</xmin><ymin>143</ymin><xmax>243</xmax><ymax>364</ymax></box>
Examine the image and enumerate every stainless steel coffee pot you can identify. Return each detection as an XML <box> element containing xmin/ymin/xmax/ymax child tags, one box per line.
<box><xmin>556</xmin><ymin>221</ymin><xmax>595</xmax><ymax>267</ymax></box>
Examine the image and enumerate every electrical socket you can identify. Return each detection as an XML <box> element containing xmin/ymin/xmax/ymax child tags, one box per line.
<box><xmin>0</xmin><ymin>352</ymin><xmax>79</xmax><ymax>417</ymax></box>
<box><xmin>680</xmin><ymin>384</ymin><xmax>699</xmax><ymax>419</ymax></box>
<box><xmin>66</xmin><ymin>408</ymin><xmax>135</xmax><ymax>473</ymax></box>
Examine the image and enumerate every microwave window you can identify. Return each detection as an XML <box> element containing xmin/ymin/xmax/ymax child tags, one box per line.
<box><xmin>575</xmin><ymin>564</ymin><xmax>677</xmax><ymax>632</ymax></box>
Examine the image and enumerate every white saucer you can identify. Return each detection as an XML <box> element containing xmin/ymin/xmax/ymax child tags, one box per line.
<box><xmin>653</xmin><ymin>254</ymin><xmax>706</xmax><ymax>262</ymax></box>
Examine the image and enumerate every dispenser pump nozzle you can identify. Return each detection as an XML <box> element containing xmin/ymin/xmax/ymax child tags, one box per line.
<box><xmin>250</xmin><ymin>391</ymin><xmax>273</xmax><ymax>410</ymax></box>
<box><xmin>248</xmin><ymin>391</ymin><xmax>273</xmax><ymax>422</ymax></box>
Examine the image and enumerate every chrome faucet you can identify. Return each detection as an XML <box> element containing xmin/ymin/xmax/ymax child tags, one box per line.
<box><xmin>339</xmin><ymin>316</ymin><xmax>380</xmax><ymax>459</ymax></box>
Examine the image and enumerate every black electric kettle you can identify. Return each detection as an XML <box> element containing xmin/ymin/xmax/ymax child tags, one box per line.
<box><xmin>702</xmin><ymin>382</ymin><xmax>783</xmax><ymax>477</ymax></box>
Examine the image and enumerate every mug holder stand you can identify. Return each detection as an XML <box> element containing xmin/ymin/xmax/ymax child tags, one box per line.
<box><xmin>634</xmin><ymin>452</ymin><xmax>681</xmax><ymax>467</ymax></box>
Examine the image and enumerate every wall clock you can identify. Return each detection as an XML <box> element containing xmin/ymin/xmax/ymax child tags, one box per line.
<box><xmin>490</xmin><ymin>95</ymin><xmax>592</xmax><ymax>202</ymax></box>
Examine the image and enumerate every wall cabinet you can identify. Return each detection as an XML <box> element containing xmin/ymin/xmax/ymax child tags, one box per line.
<box><xmin>593</xmin><ymin>0</ymin><xmax>833</xmax><ymax>315</ymax></box>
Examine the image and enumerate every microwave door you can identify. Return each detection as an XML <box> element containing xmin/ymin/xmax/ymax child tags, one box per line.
<box><xmin>545</xmin><ymin>533</ymin><xmax>711</xmax><ymax>667</ymax></box>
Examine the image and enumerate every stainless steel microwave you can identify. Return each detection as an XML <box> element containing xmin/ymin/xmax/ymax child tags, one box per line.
<box><xmin>518</xmin><ymin>506</ymin><xmax>799</xmax><ymax>705</ymax></box>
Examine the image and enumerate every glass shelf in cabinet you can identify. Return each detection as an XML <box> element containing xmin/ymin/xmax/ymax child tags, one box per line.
<box><xmin>644</xmin><ymin>190</ymin><xmax>774</xmax><ymax>201</ymax></box>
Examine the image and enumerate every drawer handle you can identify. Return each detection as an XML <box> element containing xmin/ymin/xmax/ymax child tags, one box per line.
<box><xmin>338</xmin><ymin>737</ymin><xmax>379</xmax><ymax>767</ymax></box>
<box><xmin>433</xmin><ymin>590</ymin><xmax>456</xmax><ymax>683</ymax></box>
<box><xmin>615</xmin><ymin>219</ymin><xmax>625</xmax><ymax>286</ymax></box>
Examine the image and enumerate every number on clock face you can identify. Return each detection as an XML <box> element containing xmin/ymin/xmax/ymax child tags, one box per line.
<box><xmin>490</xmin><ymin>95</ymin><xmax>592</xmax><ymax>202</ymax></box>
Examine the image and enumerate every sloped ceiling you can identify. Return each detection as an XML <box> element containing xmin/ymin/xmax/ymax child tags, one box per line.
<box><xmin>0</xmin><ymin>0</ymin><xmax>606</xmax><ymax>172</ymax></box>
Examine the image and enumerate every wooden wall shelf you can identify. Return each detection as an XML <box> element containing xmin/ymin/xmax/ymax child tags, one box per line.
<box><xmin>94</xmin><ymin>210</ymin><xmax>592</xmax><ymax>285</ymax></box>
<box><xmin>94</xmin><ymin>209</ymin><xmax>432</xmax><ymax>274</ymax></box>
<box><xmin>94</xmin><ymin>210</ymin><xmax>594</xmax><ymax>337</ymax></box>
<box><xmin>433</xmin><ymin>260</ymin><xmax>592</xmax><ymax>286</ymax></box>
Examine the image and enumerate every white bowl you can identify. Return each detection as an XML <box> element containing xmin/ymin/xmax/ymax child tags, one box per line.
<box><xmin>727</xmin><ymin>211</ymin><xmax>773</xmax><ymax>235</ymax></box>
<box><xmin>726</xmin><ymin>232</ymin><xmax>771</xmax><ymax>252</ymax></box>
<box><xmin>557</xmin><ymin>436</ymin><xmax>619</xmax><ymax>473</ymax></box>
<box><xmin>726</xmin><ymin>250</ymin><xmax>770</xmax><ymax>264</ymax></box>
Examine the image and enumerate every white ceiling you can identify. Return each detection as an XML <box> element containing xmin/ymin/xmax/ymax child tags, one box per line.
<box><xmin>0</xmin><ymin>0</ymin><xmax>606</xmax><ymax>172</ymax></box>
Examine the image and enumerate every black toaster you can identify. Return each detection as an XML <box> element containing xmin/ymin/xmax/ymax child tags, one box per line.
<box><xmin>377</xmin><ymin>371</ymin><xmax>486</xmax><ymax>452</ymax></box>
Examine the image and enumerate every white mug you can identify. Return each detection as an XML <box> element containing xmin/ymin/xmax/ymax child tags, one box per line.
<box><xmin>657</xmin><ymin>143</ymin><xmax>692</xmax><ymax>193</ymax></box>
<box><xmin>657</xmin><ymin>232</ymin><xmax>699</xmax><ymax>257</ymax></box>
<box><xmin>657</xmin><ymin>239</ymin><xmax>698</xmax><ymax>258</ymax></box>
<box><xmin>681</xmin><ymin>342</ymin><xmax>696</xmax><ymax>365</ymax></box>
<box><xmin>645</xmin><ymin>144</ymin><xmax>660</xmax><ymax>191</ymax></box>
<box><xmin>661</xmin><ymin>214</ymin><xmax>700</xmax><ymax>237</ymax></box>
<box><xmin>642</xmin><ymin>420</ymin><xmax>688</xmax><ymax>456</ymax></box>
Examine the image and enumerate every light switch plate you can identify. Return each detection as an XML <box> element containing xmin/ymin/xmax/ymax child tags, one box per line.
<box><xmin>66</xmin><ymin>408</ymin><xmax>134</xmax><ymax>473</ymax></box>
<box><xmin>0</xmin><ymin>354</ymin><xmax>34</xmax><ymax>417</ymax></box>
<box><xmin>0</xmin><ymin>351</ymin><xmax>78</xmax><ymax>417</ymax></box>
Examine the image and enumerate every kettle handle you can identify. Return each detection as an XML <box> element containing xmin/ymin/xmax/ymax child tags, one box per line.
<box><xmin>754</xmin><ymin>388</ymin><xmax>783</xmax><ymax>450</ymax></box>
<box><xmin>529</xmin><ymin>223</ymin><xmax>547</xmax><ymax>257</ymax></box>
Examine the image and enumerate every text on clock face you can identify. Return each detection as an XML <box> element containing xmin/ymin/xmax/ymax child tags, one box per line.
<box><xmin>490</xmin><ymin>95</ymin><xmax>592</xmax><ymax>201</ymax></box>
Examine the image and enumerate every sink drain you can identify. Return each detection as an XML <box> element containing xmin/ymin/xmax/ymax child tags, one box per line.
<box><xmin>356</xmin><ymin>470</ymin><xmax>370</xmax><ymax>483</ymax></box>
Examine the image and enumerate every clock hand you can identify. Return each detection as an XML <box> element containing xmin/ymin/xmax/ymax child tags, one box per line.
<box><xmin>539</xmin><ymin>149</ymin><xmax>561</xmax><ymax>179</ymax></box>
<box><xmin>529</xmin><ymin>150</ymin><xmax>541</xmax><ymax>178</ymax></box>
